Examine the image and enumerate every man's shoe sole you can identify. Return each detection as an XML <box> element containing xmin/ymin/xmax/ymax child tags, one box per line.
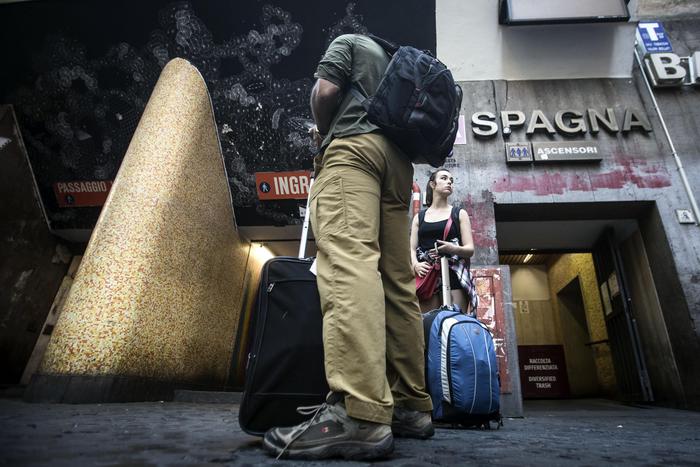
<box><xmin>391</xmin><ymin>423</ymin><xmax>435</xmax><ymax>439</ymax></box>
<box><xmin>262</xmin><ymin>434</ymin><xmax>394</xmax><ymax>460</ymax></box>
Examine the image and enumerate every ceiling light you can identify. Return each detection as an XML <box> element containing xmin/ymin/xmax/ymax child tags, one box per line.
<box><xmin>523</xmin><ymin>253</ymin><xmax>533</xmax><ymax>263</ymax></box>
<box><xmin>252</xmin><ymin>243</ymin><xmax>275</xmax><ymax>262</ymax></box>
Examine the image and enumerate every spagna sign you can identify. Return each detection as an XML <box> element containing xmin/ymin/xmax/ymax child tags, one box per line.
<box><xmin>470</xmin><ymin>108</ymin><xmax>652</xmax><ymax>138</ymax></box>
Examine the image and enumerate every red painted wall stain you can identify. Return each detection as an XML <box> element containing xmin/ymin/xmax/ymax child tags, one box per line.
<box><xmin>492</xmin><ymin>156</ymin><xmax>671</xmax><ymax>195</ymax></box>
<box><xmin>589</xmin><ymin>157</ymin><xmax>671</xmax><ymax>190</ymax></box>
<box><xmin>463</xmin><ymin>191</ymin><xmax>498</xmax><ymax>249</ymax></box>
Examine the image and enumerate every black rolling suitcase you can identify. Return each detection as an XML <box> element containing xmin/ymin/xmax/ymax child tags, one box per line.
<box><xmin>238</xmin><ymin>179</ymin><xmax>328</xmax><ymax>436</ymax></box>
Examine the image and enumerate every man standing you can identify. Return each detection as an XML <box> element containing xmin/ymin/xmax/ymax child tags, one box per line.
<box><xmin>263</xmin><ymin>34</ymin><xmax>433</xmax><ymax>461</ymax></box>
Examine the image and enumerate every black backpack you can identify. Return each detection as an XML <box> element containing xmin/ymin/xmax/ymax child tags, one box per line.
<box><xmin>351</xmin><ymin>35</ymin><xmax>463</xmax><ymax>168</ymax></box>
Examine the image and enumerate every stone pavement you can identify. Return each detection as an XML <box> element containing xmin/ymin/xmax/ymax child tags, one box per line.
<box><xmin>1</xmin><ymin>397</ymin><xmax>699</xmax><ymax>466</ymax></box>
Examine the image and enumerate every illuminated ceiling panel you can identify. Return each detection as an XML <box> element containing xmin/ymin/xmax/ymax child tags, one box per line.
<box><xmin>500</xmin><ymin>0</ymin><xmax>630</xmax><ymax>25</ymax></box>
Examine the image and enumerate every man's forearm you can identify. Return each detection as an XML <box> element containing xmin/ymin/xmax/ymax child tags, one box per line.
<box><xmin>310</xmin><ymin>79</ymin><xmax>342</xmax><ymax>135</ymax></box>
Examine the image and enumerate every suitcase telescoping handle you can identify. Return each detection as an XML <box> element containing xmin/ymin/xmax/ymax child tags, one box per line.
<box><xmin>440</xmin><ymin>252</ymin><xmax>452</xmax><ymax>307</ymax></box>
<box><xmin>298</xmin><ymin>175</ymin><xmax>314</xmax><ymax>259</ymax></box>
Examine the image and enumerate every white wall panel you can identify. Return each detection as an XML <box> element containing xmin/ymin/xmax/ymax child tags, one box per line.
<box><xmin>436</xmin><ymin>0</ymin><xmax>637</xmax><ymax>81</ymax></box>
<box><xmin>511</xmin><ymin>265</ymin><xmax>550</xmax><ymax>301</ymax></box>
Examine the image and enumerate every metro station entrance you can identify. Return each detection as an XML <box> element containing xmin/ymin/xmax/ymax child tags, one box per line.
<box><xmin>496</xmin><ymin>201</ymin><xmax>685</xmax><ymax>406</ymax></box>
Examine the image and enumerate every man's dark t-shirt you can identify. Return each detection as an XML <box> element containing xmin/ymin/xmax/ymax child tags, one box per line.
<box><xmin>314</xmin><ymin>34</ymin><xmax>390</xmax><ymax>150</ymax></box>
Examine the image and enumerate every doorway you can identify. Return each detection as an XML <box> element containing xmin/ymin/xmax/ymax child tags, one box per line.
<box><xmin>496</xmin><ymin>201</ymin><xmax>685</xmax><ymax>405</ymax></box>
<box><xmin>557</xmin><ymin>277</ymin><xmax>599</xmax><ymax>397</ymax></box>
<box><xmin>505</xmin><ymin>251</ymin><xmax>615</xmax><ymax>399</ymax></box>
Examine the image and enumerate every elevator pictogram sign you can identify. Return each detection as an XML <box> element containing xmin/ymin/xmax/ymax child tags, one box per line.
<box><xmin>255</xmin><ymin>170</ymin><xmax>312</xmax><ymax>200</ymax></box>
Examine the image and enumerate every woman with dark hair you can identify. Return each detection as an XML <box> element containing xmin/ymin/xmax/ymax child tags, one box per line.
<box><xmin>409</xmin><ymin>168</ymin><xmax>476</xmax><ymax>313</ymax></box>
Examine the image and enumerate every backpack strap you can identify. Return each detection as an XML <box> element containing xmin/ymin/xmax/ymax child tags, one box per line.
<box><xmin>349</xmin><ymin>86</ymin><xmax>370</xmax><ymax>111</ymax></box>
<box><xmin>418</xmin><ymin>208</ymin><xmax>427</xmax><ymax>226</ymax></box>
<box><xmin>350</xmin><ymin>35</ymin><xmax>396</xmax><ymax>110</ymax></box>
<box><xmin>442</xmin><ymin>212</ymin><xmax>454</xmax><ymax>241</ymax></box>
<box><xmin>366</xmin><ymin>34</ymin><xmax>399</xmax><ymax>55</ymax></box>
<box><xmin>450</xmin><ymin>206</ymin><xmax>461</xmax><ymax>240</ymax></box>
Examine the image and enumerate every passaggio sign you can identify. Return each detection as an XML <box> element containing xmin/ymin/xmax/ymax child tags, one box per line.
<box><xmin>53</xmin><ymin>181</ymin><xmax>113</xmax><ymax>207</ymax></box>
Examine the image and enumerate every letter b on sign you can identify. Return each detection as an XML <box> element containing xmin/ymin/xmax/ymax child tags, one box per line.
<box><xmin>647</xmin><ymin>53</ymin><xmax>687</xmax><ymax>84</ymax></box>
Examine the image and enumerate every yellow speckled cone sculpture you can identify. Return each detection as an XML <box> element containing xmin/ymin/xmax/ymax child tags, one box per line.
<box><xmin>32</xmin><ymin>59</ymin><xmax>247</xmax><ymax>400</ymax></box>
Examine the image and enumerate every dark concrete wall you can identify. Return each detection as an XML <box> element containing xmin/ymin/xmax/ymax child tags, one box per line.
<box><xmin>410</xmin><ymin>44</ymin><xmax>700</xmax><ymax>405</ymax></box>
<box><xmin>627</xmin><ymin>19</ymin><xmax>700</xmax><ymax>407</ymax></box>
<box><xmin>637</xmin><ymin>0</ymin><xmax>700</xmax><ymax>19</ymax></box>
<box><xmin>633</xmin><ymin>19</ymin><xmax>700</xmax><ymax>408</ymax></box>
<box><xmin>645</xmin><ymin>19</ymin><xmax>700</xmax><ymax>327</ymax></box>
<box><xmin>639</xmin><ymin>205</ymin><xmax>700</xmax><ymax>408</ymax></box>
<box><xmin>620</xmin><ymin>227</ymin><xmax>687</xmax><ymax>406</ymax></box>
<box><xmin>0</xmin><ymin>106</ymin><xmax>70</xmax><ymax>385</ymax></box>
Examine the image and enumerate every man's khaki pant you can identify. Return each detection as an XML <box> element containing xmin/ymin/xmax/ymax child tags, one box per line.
<box><xmin>310</xmin><ymin>132</ymin><xmax>432</xmax><ymax>425</ymax></box>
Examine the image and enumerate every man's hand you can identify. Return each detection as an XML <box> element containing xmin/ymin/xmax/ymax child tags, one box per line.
<box><xmin>308</xmin><ymin>125</ymin><xmax>324</xmax><ymax>148</ymax></box>
<box><xmin>427</xmin><ymin>247</ymin><xmax>439</xmax><ymax>260</ymax></box>
<box><xmin>436</xmin><ymin>240</ymin><xmax>460</xmax><ymax>256</ymax></box>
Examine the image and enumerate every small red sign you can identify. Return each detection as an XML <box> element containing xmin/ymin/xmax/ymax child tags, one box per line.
<box><xmin>53</xmin><ymin>181</ymin><xmax>113</xmax><ymax>208</ymax></box>
<box><xmin>518</xmin><ymin>345</ymin><xmax>570</xmax><ymax>398</ymax></box>
<box><xmin>454</xmin><ymin>115</ymin><xmax>466</xmax><ymax>145</ymax></box>
<box><xmin>255</xmin><ymin>171</ymin><xmax>312</xmax><ymax>200</ymax></box>
<box><xmin>472</xmin><ymin>268</ymin><xmax>511</xmax><ymax>393</ymax></box>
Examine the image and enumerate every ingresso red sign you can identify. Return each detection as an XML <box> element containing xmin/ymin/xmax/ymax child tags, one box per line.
<box><xmin>255</xmin><ymin>171</ymin><xmax>312</xmax><ymax>201</ymax></box>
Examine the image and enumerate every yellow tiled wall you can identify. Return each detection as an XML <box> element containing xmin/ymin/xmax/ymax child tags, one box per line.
<box><xmin>548</xmin><ymin>254</ymin><xmax>617</xmax><ymax>395</ymax></box>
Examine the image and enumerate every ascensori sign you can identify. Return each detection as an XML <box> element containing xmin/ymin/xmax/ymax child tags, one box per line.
<box><xmin>506</xmin><ymin>142</ymin><xmax>602</xmax><ymax>164</ymax></box>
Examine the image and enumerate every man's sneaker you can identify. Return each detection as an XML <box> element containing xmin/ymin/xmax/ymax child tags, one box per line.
<box><xmin>391</xmin><ymin>406</ymin><xmax>435</xmax><ymax>439</ymax></box>
<box><xmin>262</xmin><ymin>400</ymin><xmax>394</xmax><ymax>460</ymax></box>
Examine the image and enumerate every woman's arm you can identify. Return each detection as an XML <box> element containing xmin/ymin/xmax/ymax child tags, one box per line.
<box><xmin>410</xmin><ymin>214</ymin><xmax>432</xmax><ymax>277</ymax></box>
<box><xmin>436</xmin><ymin>208</ymin><xmax>474</xmax><ymax>259</ymax></box>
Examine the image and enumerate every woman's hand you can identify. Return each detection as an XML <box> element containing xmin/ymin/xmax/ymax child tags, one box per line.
<box><xmin>413</xmin><ymin>261</ymin><xmax>431</xmax><ymax>278</ymax></box>
<box><xmin>436</xmin><ymin>240</ymin><xmax>460</xmax><ymax>256</ymax></box>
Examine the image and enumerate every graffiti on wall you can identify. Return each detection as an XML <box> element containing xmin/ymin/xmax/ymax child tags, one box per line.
<box><xmin>0</xmin><ymin>0</ymin><xmax>435</xmax><ymax>230</ymax></box>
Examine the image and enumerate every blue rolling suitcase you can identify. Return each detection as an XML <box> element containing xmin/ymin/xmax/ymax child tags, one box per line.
<box><xmin>422</xmin><ymin>256</ymin><xmax>502</xmax><ymax>428</ymax></box>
